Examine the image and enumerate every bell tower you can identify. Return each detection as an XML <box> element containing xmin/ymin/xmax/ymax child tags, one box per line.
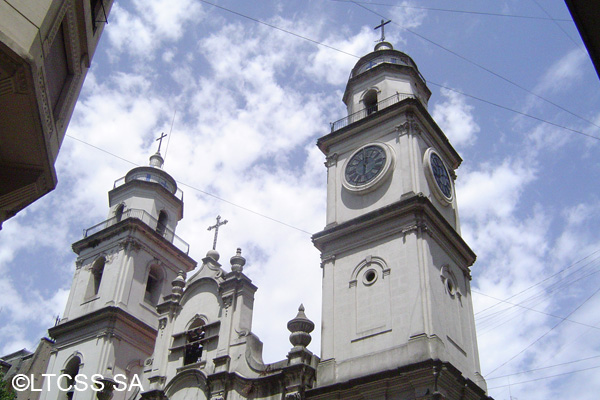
<box><xmin>311</xmin><ymin>42</ymin><xmax>491</xmax><ymax>400</ymax></box>
<box><xmin>42</xmin><ymin>146</ymin><xmax>197</xmax><ymax>400</ymax></box>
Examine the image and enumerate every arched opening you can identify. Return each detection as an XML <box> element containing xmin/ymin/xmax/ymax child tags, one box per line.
<box><xmin>363</xmin><ymin>89</ymin><xmax>378</xmax><ymax>115</ymax></box>
<box><xmin>156</xmin><ymin>210</ymin><xmax>168</xmax><ymax>236</ymax></box>
<box><xmin>184</xmin><ymin>318</ymin><xmax>205</xmax><ymax>365</ymax></box>
<box><xmin>62</xmin><ymin>356</ymin><xmax>81</xmax><ymax>400</ymax></box>
<box><xmin>87</xmin><ymin>257</ymin><xmax>105</xmax><ymax>297</ymax></box>
<box><xmin>115</xmin><ymin>204</ymin><xmax>125</xmax><ymax>223</ymax></box>
<box><xmin>144</xmin><ymin>266</ymin><xmax>163</xmax><ymax>306</ymax></box>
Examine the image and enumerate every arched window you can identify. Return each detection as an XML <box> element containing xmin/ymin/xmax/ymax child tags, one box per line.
<box><xmin>62</xmin><ymin>356</ymin><xmax>81</xmax><ymax>400</ymax></box>
<box><xmin>88</xmin><ymin>257</ymin><xmax>105</xmax><ymax>297</ymax></box>
<box><xmin>115</xmin><ymin>204</ymin><xmax>125</xmax><ymax>223</ymax></box>
<box><xmin>156</xmin><ymin>210</ymin><xmax>168</xmax><ymax>236</ymax></box>
<box><xmin>184</xmin><ymin>319</ymin><xmax>205</xmax><ymax>365</ymax></box>
<box><xmin>363</xmin><ymin>89</ymin><xmax>378</xmax><ymax>115</ymax></box>
<box><xmin>144</xmin><ymin>266</ymin><xmax>163</xmax><ymax>306</ymax></box>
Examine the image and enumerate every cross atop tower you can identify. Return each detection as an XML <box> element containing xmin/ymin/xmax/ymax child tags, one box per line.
<box><xmin>374</xmin><ymin>19</ymin><xmax>391</xmax><ymax>43</ymax></box>
<box><xmin>207</xmin><ymin>215</ymin><xmax>228</xmax><ymax>250</ymax></box>
<box><xmin>156</xmin><ymin>132</ymin><xmax>167</xmax><ymax>153</ymax></box>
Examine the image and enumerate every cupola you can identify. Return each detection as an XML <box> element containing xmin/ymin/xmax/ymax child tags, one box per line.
<box><xmin>107</xmin><ymin>145</ymin><xmax>184</xmax><ymax>238</ymax></box>
<box><xmin>342</xmin><ymin>42</ymin><xmax>431</xmax><ymax>117</ymax></box>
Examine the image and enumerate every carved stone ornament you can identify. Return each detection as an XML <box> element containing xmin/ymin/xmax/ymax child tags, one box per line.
<box><xmin>324</xmin><ymin>153</ymin><xmax>338</xmax><ymax>168</ymax></box>
<box><xmin>120</xmin><ymin>238</ymin><xmax>142</xmax><ymax>253</ymax></box>
<box><xmin>104</xmin><ymin>252</ymin><xmax>116</xmax><ymax>264</ymax></box>
<box><xmin>158</xmin><ymin>318</ymin><xmax>167</xmax><ymax>330</ymax></box>
<box><xmin>36</xmin><ymin>67</ymin><xmax>54</xmax><ymax>138</ymax></box>
<box><xmin>401</xmin><ymin>219</ymin><xmax>428</xmax><ymax>237</ymax></box>
<box><xmin>222</xmin><ymin>294</ymin><xmax>233</xmax><ymax>309</ymax></box>
<box><xmin>320</xmin><ymin>255</ymin><xmax>335</xmax><ymax>269</ymax></box>
<box><xmin>396</xmin><ymin>111</ymin><xmax>421</xmax><ymax>137</ymax></box>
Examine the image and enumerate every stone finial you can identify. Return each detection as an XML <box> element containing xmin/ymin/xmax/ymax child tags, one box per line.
<box><xmin>230</xmin><ymin>248</ymin><xmax>246</xmax><ymax>272</ymax></box>
<box><xmin>172</xmin><ymin>271</ymin><xmax>186</xmax><ymax>300</ymax></box>
<box><xmin>206</xmin><ymin>249</ymin><xmax>220</xmax><ymax>262</ymax></box>
<box><xmin>287</xmin><ymin>304</ymin><xmax>314</xmax><ymax>348</ymax></box>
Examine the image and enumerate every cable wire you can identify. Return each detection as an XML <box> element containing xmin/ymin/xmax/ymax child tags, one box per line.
<box><xmin>330</xmin><ymin>0</ymin><xmax>572</xmax><ymax>21</ymax></box>
<box><xmin>65</xmin><ymin>135</ymin><xmax>314</xmax><ymax>235</ymax></box>
<box><xmin>475</xmin><ymin>249</ymin><xmax>600</xmax><ymax>315</ymax></box>
<box><xmin>486</xmin><ymin>354</ymin><xmax>600</xmax><ymax>381</ymax></box>
<box><xmin>348</xmin><ymin>0</ymin><xmax>600</xmax><ymax>133</ymax></box>
<box><xmin>199</xmin><ymin>0</ymin><xmax>360</xmax><ymax>59</ymax></box>
<box><xmin>487</xmin><ymin>364</ymin><xmax>600</xmax><ymax>390</ymax></box>
<box><xmin>473</xmin><ymin>289</ymin><xmax>600</xmax><ymax>331</ymax></box>
<box><xmin>485</xmin><ymin>285</ymin><xmax>600</xmax><ymax>377</ymax></box>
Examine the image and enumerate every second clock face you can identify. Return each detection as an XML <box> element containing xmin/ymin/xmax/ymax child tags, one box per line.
<box><xmin>430</xmin><ymin>152</ymin><xmax>452</xmax><ymax>199</ymax></box>
<box><xmin>345</xmin><ymin>145</ymin><xmax>387</xmax><ymax>186</ymax></box>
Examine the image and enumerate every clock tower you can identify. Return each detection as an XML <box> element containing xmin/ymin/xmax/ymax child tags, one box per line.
<box><xmin>310</xmin><ymin>42</ymin><xmax>491</xmax><ymax>400</ymax></box>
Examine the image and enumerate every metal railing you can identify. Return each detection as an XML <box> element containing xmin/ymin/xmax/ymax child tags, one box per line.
<box><xmin>83</xmin><ymin>208</ymin><xmax>190</xmax><ymax>254</ymax></box>
<box><xmin>330</xmin><ymin>93</ymin><xmax>414</xmax><ymax>132</ymax></box>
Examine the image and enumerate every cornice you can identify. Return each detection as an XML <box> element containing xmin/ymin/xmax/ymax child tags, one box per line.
<box><xmin>312</xmin><ymin>193</ymin><xmax>476</xmax><ymax>269</ymax></box>
<box><xmin>71</xmin><ymin>218</ymin><xmax>196</xmax><ymax>271</ymax></box>
<box><xmin>317</xmin><ymin>98</ymin><xmax>462</xmax><ymax>170</ymax></box>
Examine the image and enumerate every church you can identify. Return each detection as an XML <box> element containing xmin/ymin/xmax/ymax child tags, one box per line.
<box><xmin>3</xmin><ymin>36</ymin><xmax>493</xmax><ymax>400</ymax></box>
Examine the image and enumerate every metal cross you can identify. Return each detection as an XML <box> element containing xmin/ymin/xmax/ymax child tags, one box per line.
<box><xmin>156</xmin><ymin>132</ymin><xmax>168</xmax><ymax>153</ymax></box>
<box><xmin>374</xmin><ymin>19</ymin><xmax>391</xmax><ymax>42</ymax></box>
<box><xmin>207</xmin><ymin>215</ymin><xmax>228</xmax><ymax>250</ymax></box>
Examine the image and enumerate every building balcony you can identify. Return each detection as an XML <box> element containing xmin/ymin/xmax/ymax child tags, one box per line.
<box><xmin>330</xmin><ymin>92</ymin><xmax>414</xmax><ymax>132</ymax></box>
<box><xmin>82</xmin><ymin>208</ymin><xmax>190</xmax><ymax>254</ymax></box>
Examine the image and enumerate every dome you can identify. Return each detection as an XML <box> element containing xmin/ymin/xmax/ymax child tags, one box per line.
<box><xmin>348</xmin><ymin>42</ymin><xmax>424</xmax><ymax>81</ymax></box>
<box><xmin>124</xmin><ymin>152</ymin><xmax>178</xmax><ymax>194</ymax></box>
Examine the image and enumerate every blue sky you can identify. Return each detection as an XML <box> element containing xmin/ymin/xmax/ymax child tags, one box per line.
<box><xmin>2</xmin><ymin>1</ymin><xmax>600</xmax><ymax>399</ymax></box>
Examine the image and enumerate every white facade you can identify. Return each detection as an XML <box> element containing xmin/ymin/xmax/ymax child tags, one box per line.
<box><xmin>29</xmin><ymin>41</ymin><xmax>492</xmax><ymax>400</ymax></box>
<box><xmin>42</xmin><ymin>153</ymin><xmax>196</xmax><ymax>400</ymax></box>
<box><xmin>313</xmin><ymin>42</ymin><xmax>488</xmax><ymax>398</ymax></box>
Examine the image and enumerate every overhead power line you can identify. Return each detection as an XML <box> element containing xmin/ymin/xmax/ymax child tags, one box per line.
<box><xmin>348</xmin><ymin>0</ymin><xmax>600</xmax><ymax>133</ymax></box>
<box><xmin>487</xmin><ymin>364</ymin><xmax>600</xmax><ymax>390</ymax></box>
<box><xmin>485</xmin><ymin>285</ymin><xmax>600</xmax><ymax>377</ymax></box>
<box><xmin>472</xmin><ymin>289</ymin><xmax>600</xmax><ymax>331</ymax></box>
<box><xmin>474</xmin><ymin>251</ymin><xmax>600</xmax><ymax>335</ymax></box>
<box><xmin>198</xmin><ymin>0</ymin><xmax>359</xmax><ymax>59</ymax></box>
<box><xmin>198</xmin><ymin>0</ymin><xmax>600</xmax><ymax>141</ymax></box>
<box><xmin>428</xmin><ymin>82</ymin><xmax>600</xmax><ymax>141</ymax></box>
<box><xmin>530</xmin><ymin>0</ymin><xmax>585</xmax><ymax>50</ymax></box>
<box><xmin>331</xmin><ymin>0</ymin><xmax>572</xmax><ymax>21</ymax></box>
<box><xmin>65</xmin><ymin>135</ymin><xmax>314</xmax><ymax>236</ymax></box>
<box><xmin>486</xmin><ymin>354</ymin><xmax>600</xmax><ymax>381</ymax></box>
<box><xmin>475</xmin><ymin>249</ymin><xmax>600</xmax><ymax>315</ymax></box>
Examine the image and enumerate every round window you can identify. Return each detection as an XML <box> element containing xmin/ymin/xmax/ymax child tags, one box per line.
<box><xmin>446</xmin><ymin>277</ymin><xmax>456</xmax><ymax>296</ymax></box>
<box><xmin>363</xmin><ymin>269</ymin><xmax>378</xmax><ymax>286</ymax></box>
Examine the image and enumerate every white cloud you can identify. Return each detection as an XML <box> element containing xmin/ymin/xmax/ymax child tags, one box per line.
<box><xmin>534</xmin><ymin>49</ymin><xmax>588</xmax><ymax>96</ymax></box>
<box><xmin>432</xmin><ymin>87</ymin><xmax>480</xmax><ymax>148</ymax></box>
<box><xmin>458</xmin><ymin>159</ymin><xmax>536</xmax><ymax>223</ymax></box>
<box><xmin>107</xmin><ymin>0</ymin><xmax>203</xmax><ymax>59</ymax></box>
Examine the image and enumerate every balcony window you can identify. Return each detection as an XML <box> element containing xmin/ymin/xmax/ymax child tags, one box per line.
<box><xmin>364</xmin><ymin>89</ymin><xmax>378</xmax><ymax>115</ymax></box>
<box><xmin>144</xmin><ymin>266</ymin><xmax>163</xmax><ymax>306</ymax></box>
<box><xmin>184</xmin><ymin>319</ymin><xmax>205</xmax><ymax>365</ymax></box>
<box><xmin>156</xmin><ymin>210</ymin><xmax>168</xmax><ymax>236</ymax></box>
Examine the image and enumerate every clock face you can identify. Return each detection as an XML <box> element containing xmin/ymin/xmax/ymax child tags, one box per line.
<box><xmin>344</xmin><ymin>145</ymin><xmax>387</xmax><ymax>186</ymax></box>
<box><xmin>430</xmin><ymin>152</ymin><xmax>452</xmax><ymax>199</ymax></box>
<box><xmin>424</xmin><ymin>148</ymin><xmax>453</xmax><ymax>204</ymax></box>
